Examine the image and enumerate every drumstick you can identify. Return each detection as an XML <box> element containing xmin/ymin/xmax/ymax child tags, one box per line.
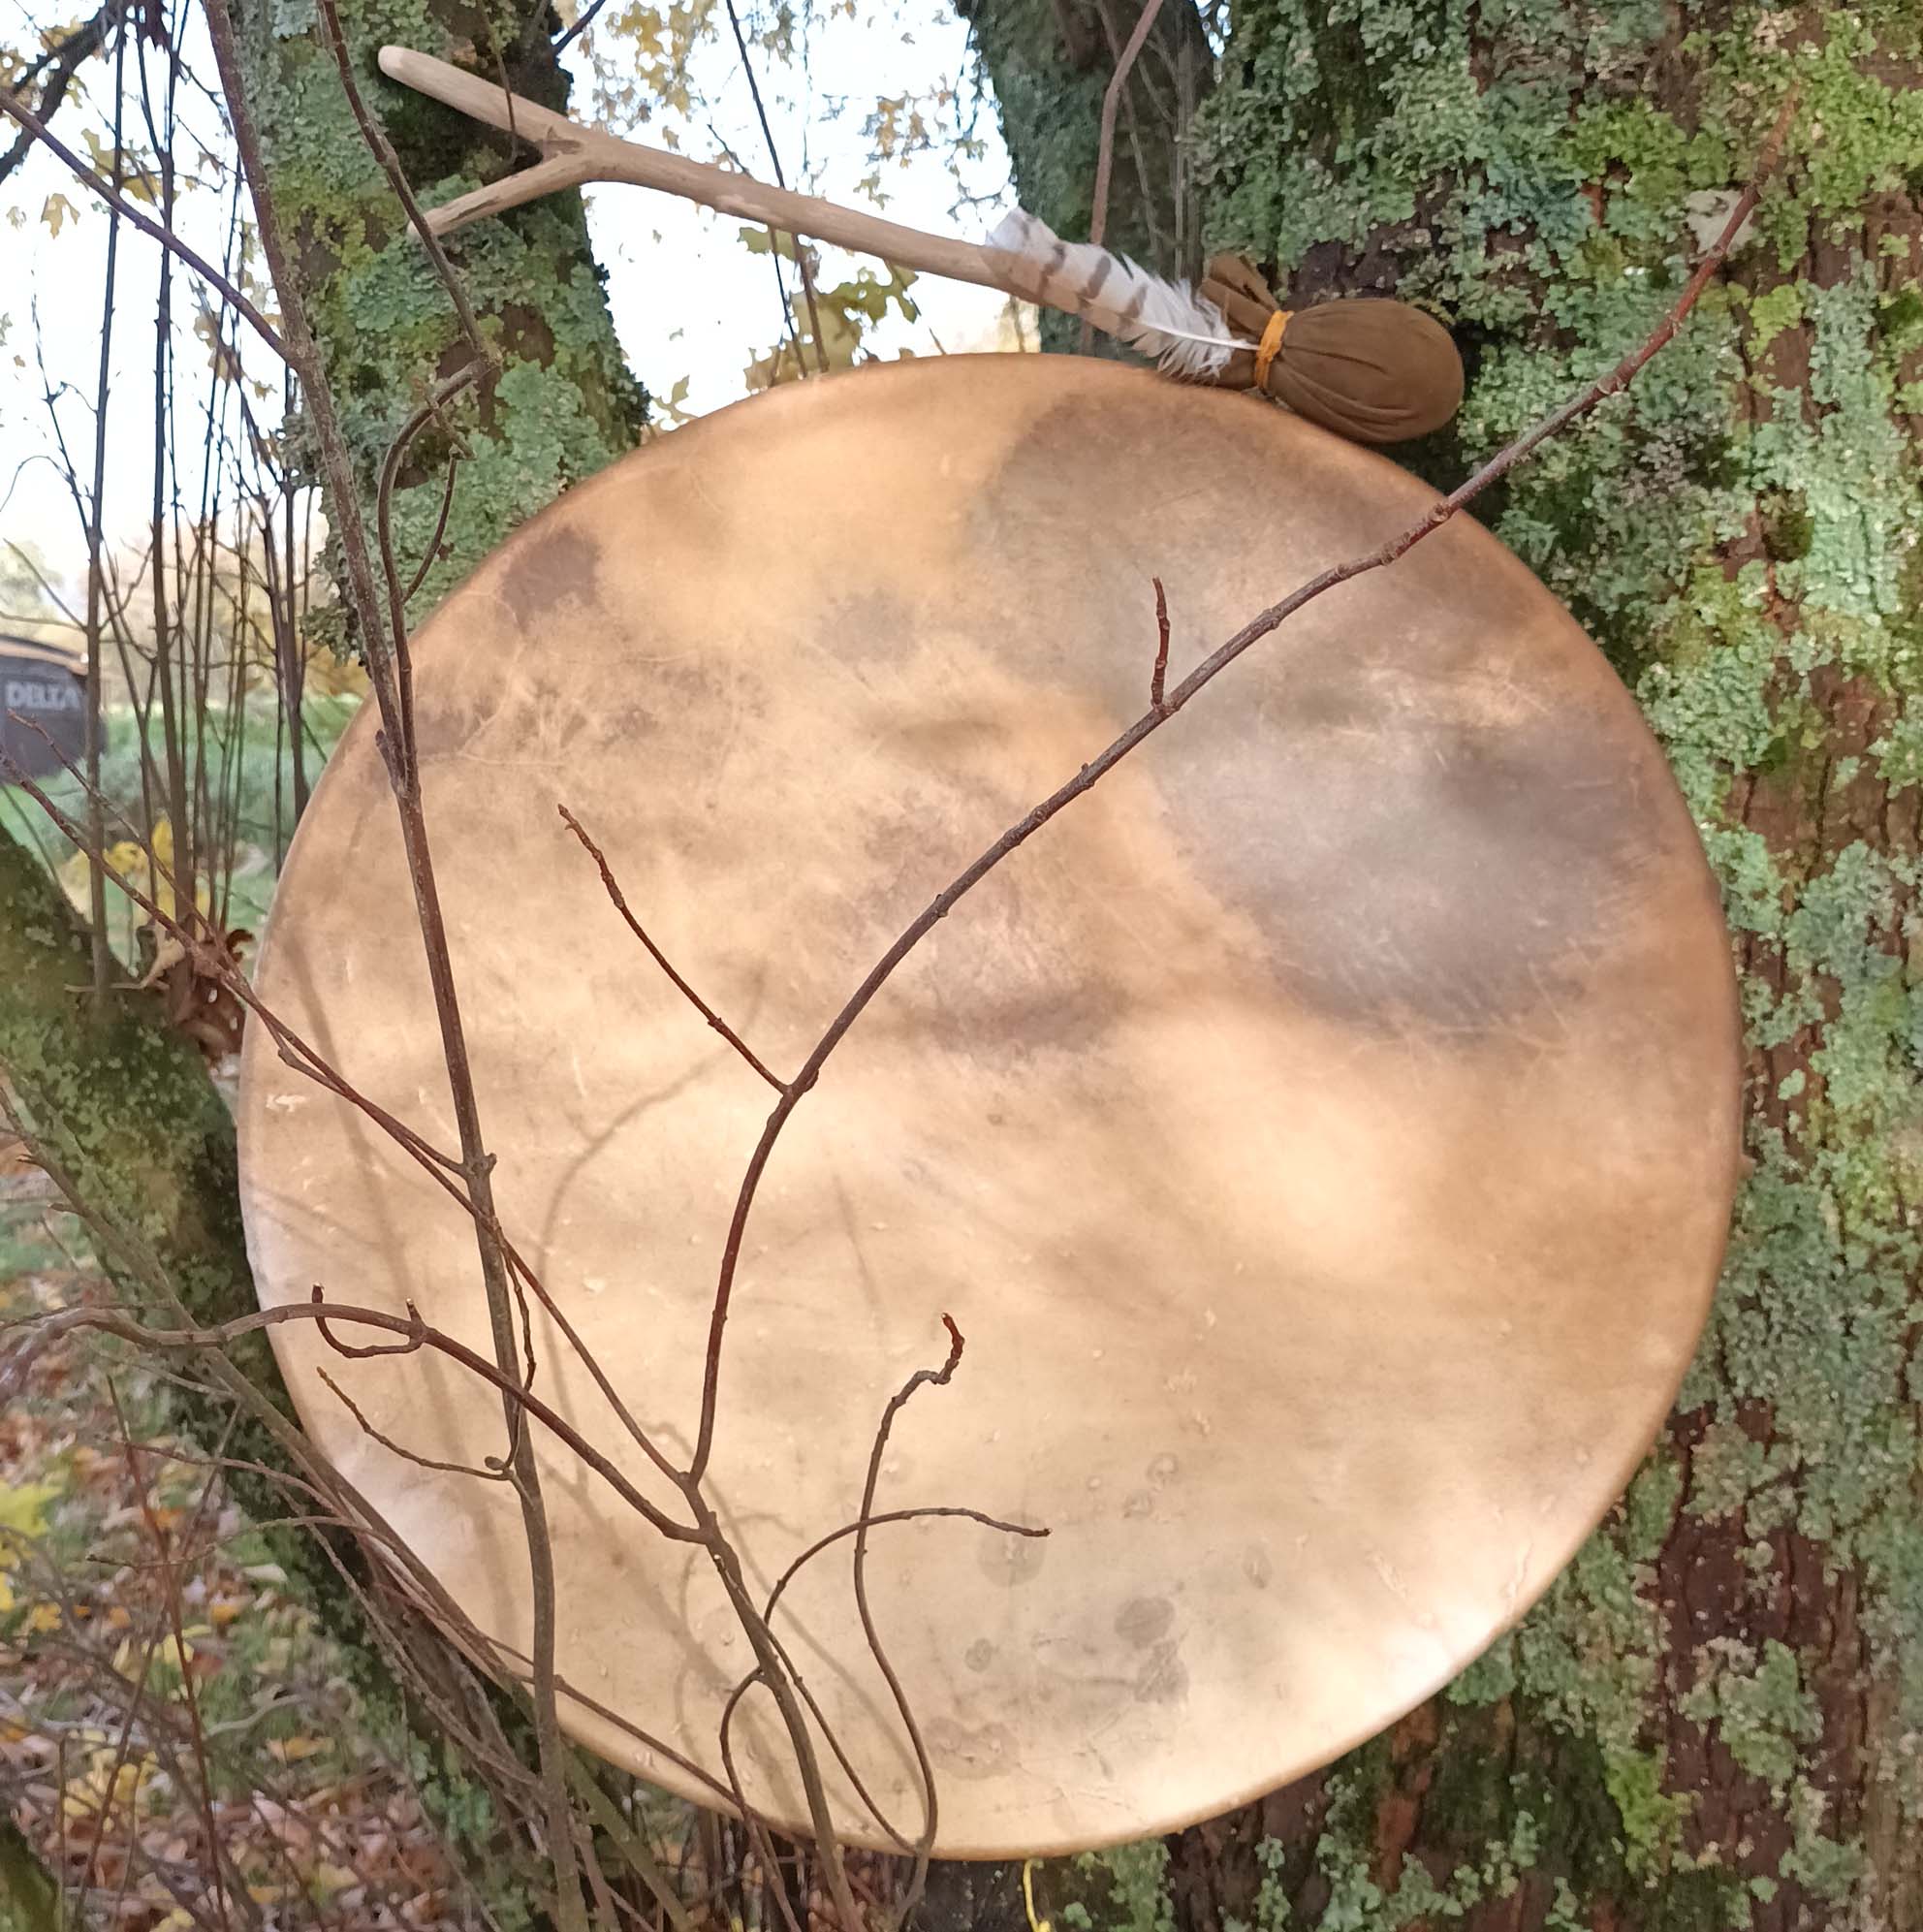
<box><xmin>376</xmin><ymin>45</ymin><xmax>1465</xmax><ymax>442</ymax></box>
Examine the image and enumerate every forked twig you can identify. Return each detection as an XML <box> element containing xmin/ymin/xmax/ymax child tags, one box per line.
<box><xmin>683</xmin><ymin>84</ymin><xmax>1801</xmax><ymax>1491</ymax></box>
<box><xmin>1150</xmin><ymin>575</ymin><xmax>1170</xmax><ymax>710</ymax></box>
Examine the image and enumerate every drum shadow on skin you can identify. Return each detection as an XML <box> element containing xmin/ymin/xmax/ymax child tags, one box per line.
<box><xmin>965</xmin><ymin>384</ymin><xmax>1667</xmax><ymax>1042</ymax></box>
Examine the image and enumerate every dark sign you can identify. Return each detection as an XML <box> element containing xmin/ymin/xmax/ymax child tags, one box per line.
<box><xmin>0</xmin><ymin>649</ymin><xmax>85</xmax><ymax>780</ymax></box>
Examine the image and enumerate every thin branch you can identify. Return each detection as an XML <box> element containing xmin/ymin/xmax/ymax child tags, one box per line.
<box><xmin>1149</xmin><ymin>574</ymin><xmax>1169</xmax><ymax>709</ymax></box>
<box><xmin>553</xmin><ymin>0</ymin><xmax>616</xmax><ymax>54</ymax></box>
<box><xmin>684</xmin><ymin>83</ymin><xmax>1801</xmax><ymax>1491</ymax></box>
<box><xmin>1080</xmin><ymin>0</ymin><xmax>1168</xmax><ymax>352</ymax></box>
<box><xmin>850</xmin><ymin>1315</ymin><xmax>962</xmax><ymax>1919</ymax></box>
<box><xmin>376</xmin><ymin>362</ymin><xmax>489</xmax><ymax>789</ymax></box>
<box><xmin>751</xmin><ymin>1501</ymin><xmax>1046</xmax><ymax>1853</ymax></box>
<box><xmin>0</xmin><ymin>84</ymin><xmax>288</xmax><ymax>357</ymax></box>
<box><xmin>319</xmin><ymin>1365</ymin><xmax>511</xmax><ymax>1480</ymax></box>
<box><xmin>0</xmin><ymin>1</ymin><xmax>114</xmax><ymax>189</ymax></box>
<box><xmin>311</xmin><ymin>0</ymin><xmax>489</xmax><ymax>360</ymax></box>
<box><xmin>2</xmin><ymin>1293</ymin><xmax>701</xmax><ymax>1543</ymax></box>
<box><xmin>718</xmin><ymin>0</ymin><xmax>827</xmax><ymax>375</ymax></box>
<box><xmin>558</xmin><ymin>804</ymin><xmax>786</xmax><ymax>1092</ymax></box>
<box><xmin>194</xmin><ymin>9</ymin><xmax>584</xmax><ymax>1913</ymax></box>
<box><xmin>404</xmin><ymin>451</ymin><xmax>464</xmax><ymax>603</ymax></box>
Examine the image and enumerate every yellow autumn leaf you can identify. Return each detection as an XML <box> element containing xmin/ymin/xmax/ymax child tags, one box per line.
<box><xmin>55</xmin><ymin>816</ymin><xmax>210</xmax><ymax>928</ymax></box>
<box><xmin>40</xmin><ymin>192</ymin><xmax>77</xmax><ymax>236</ymax></box>
<box><xmin>24</xmin><ymin>1603</ymin><xmax>62</xmax><ymax>1634</ymax></box>
<box><xmin>312</xmin><ymin>1862</ymin><xmax>362</xmax><ymax>1901</ymax></box>
<box><xmin>266</xmin><ymin>1734</ymin><xmax>333</xmax><ymax>1762</ymax></box>
<box><xmin>0</xmin><ymin>1479</ymin><xmax>59</xmax><ymax>1538</ymax></box>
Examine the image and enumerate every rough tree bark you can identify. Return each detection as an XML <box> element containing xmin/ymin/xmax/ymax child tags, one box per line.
<box><xmin>226</xmin><ymin>0</ymin><xmax>645</xmax><ymax>613</ymax></box>
<box><xmin>962</xmin><ymin>1</ymin><xmax>1923</xmax><ymax>1927</ymax></box>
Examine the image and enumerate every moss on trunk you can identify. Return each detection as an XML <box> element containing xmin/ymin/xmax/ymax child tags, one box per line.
<box><xmin>228</xmin><ymin>0</ymin><xmax>645</xmax><ymax>623</ymax></box>
<box><xmin>969</xmin><ymin>0</ymin><xmax>1923</xmax><ymax>1925</ymax></box>
<box><xmin>0</xmin><ymin>830</ymin><xmax>533</xmax><ymax>1906</ymax></box>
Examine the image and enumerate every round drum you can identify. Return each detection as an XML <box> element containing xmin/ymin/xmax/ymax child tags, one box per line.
<box><xmin>236</xmin><ymin>355</ymin><xmax>1740</xmax><ymax>1856</ymax></box>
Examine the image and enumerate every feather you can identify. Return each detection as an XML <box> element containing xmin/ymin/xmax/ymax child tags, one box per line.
<box><xmin>984</xmin><ymin>209</ymin><xmax>1237</xmax><ymax>380</ymax></box>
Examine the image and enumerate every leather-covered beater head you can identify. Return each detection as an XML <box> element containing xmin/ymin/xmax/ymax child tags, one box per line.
<box><xmin>1203</xmin><ymin>253</ymin><xmax>1466</xmax><ymax>445</ymax></box>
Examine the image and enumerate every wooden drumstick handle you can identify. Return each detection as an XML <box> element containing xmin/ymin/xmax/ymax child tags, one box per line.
<box><xmin>377</xmin><ymin>46</ymin><xmax>1465</xmax><ymax>442</ymax></box>
<box><xmin>378</xmin><ymin>47</ymin><xmax>1241</xmax><ymax>379</ymax></box>
<box><xmin>377</xmin><ymin>47</ymin><xmax>1008</xmax><ymax>292</ymax></box>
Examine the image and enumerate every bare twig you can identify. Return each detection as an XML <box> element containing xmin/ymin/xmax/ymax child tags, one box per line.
<box><xmin>312</xmin><ymin>0</ymin><xmax>489</xmax><ymax>360</ymax></box>
<box><xmin>317</xmin><ymin>1366</ymin><xmax>514</xmax><ymax>1489</ymax></box>
<box><xmin>0</xmin><ymin>84</ymin><xmax>287</xmax><ymax>357</ymax></box>
<box><xmin>684</xmin><ymin>84</ymin><xmax>1801</xmax><ymax>1495</ymax></box>
<box><xmin>558</xmin><ymin>804</ymin><xmax>786</xmax><ymax>1092</ymax></box>
<box><xmin>718</xmin><ymin>0</ymin><xmax>828</xmax><ymax>376</ymax></box>
<box><xmin>553</xmin><ymin>0</ymin><xmax>618</xmax><ymax>54</ymax></box>
<box><xmin>850</xmin><ymin>1315</ymin><xmax>962</xmax><ymax>1918</ymax></box>
<box><xmin>1149</xmin><ymin>574</ymin><xmax>1170</xmax><ymax>709</ymax></box>
<box><xmin>3</xmin><ymin>1293</ymin><xmax>700</xmax><ymax>1543</ymax></box>
<box><xmin>194</xmin><ymin>6</ymin><xmax>586</xmax><ymax>1915</ymax></box>
<box><xmin>404</xmin><ymin>451</ymin><xmax>465</xmax><ymax>603</ymax></box>
<box><xmin>79</xmin><ymin>12</ymin><xmax>129</xmax><ymax>1008</ymax></box>
<box><xmin>0</xmin><ymin>3</ymin><xmax>113</xmax><ymax>188</ymax></box>
<box><xmin>1080</xmin><ymin>0</ymin><xmax>1168</xmax><ymax>353</ymax></box>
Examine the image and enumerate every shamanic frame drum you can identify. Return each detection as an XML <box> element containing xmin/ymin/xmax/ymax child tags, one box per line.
<box><xmin>236</xmin><ymin>355</ymin><xmax>1742</xmax><ymax>1856</ymax></box>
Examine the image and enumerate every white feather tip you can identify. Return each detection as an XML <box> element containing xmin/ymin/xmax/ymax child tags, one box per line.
<box><xmin>985</xmin><ymin>209</ymin><xmax>1235</xmax><ymax>380</ymax></box>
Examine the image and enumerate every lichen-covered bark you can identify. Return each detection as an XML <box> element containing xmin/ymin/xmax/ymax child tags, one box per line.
<box><xmin>0</xmin><ymin>833</ymin><xmax>531</xmax><ymax>1904</ymax></box>
<box><xmin>230</xmin><ymin>0</ymin><xmax>645</xmax><ymax>620</ymax></box>
<box><xmin>973</xmin><ymin>1</ymin><xmax>1923</xmax><ymax>1926</ymax></box>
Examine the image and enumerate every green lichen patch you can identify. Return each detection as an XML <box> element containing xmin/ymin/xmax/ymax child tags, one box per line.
<box><xmin>1169</xmin><ymin>0</ymin><xmax>1923</xmax><ymax>1918</ymax></box>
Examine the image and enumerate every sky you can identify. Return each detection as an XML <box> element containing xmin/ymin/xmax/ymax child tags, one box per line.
<box><xmin>0</xmin><ymin>0</ymin><xmax>1018</xmax><ymax>604</ymax></box>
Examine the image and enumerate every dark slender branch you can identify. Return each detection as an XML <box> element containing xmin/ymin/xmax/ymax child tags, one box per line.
<box><xmin>1149</xmin><ymin>574</ymin><xmax>1170</xmax><ymax>710</ymax></box>
<box><xmin>850</xmin><ymin>1316</ymin><xmax>962</xmax><ymax>1917</ymax></box>
<box><xmin>558</xmin><ymin>804</ymin><xmax>786</xmax><ymax>1090</ymax></box>
<box><xmin>0</xmin><ymin>82</ymin><xmax>287</xmax><ymax>356</ymax></box>
<box><xmin>0</xmin><ymin>1</ymin><xmax>114</xmax><ymax>190</ymax></box>
<box><xmin>194</xmin><ymin>9</ymin><xmax>583</xmax><ymax>1912</ymax></box>
<box><xmin>678</xmin><ymin>1485</ymin><xmax>865</xmax><ymax>1928</ymax></box>
<box><xmin>713</xmin><ymin>1676</ymin><xmax>810</xmax><ymax>1932</ymax></box>
<box><xmin>310</xmin><ymin>0</ymin><xmax>489</xmax><ymax>359</ymax></box>
<box><xmin>320</xmin><ymin>1366</ymin><xmax>510</xmax><ymax>1480</ymax></box>
<box><xmin>685</xmin><ymin>85</ymin><xmax>1800</xmax><ymax>1492</ymax></box>
<box><xmin>5</xmin><ymin>749</ymin><xmax>695</xmax><ymax>1510</ymax></box>
<box><xmin>752</xmin><ymin>1500</ymin><xmax>1046</xmax><ymax>1853</ymax></box>
<box><xmin>1079</xmin><ymin>0</ymin><xmax>1168</xmax><ymax>352</ymax></box>
<box><xmin>553</xmin><ymin>0</ymin><xmax>617</xmax><ymax>55</ymax></box>
<box><xmin>3</xmin><ymin>1295</ymin><xmax>701</xmax><ymax>1543</ymax></box>
<box><xmin>404</xmin><ymin>451</ymin><xmax>464</xmax><ymax>603</ymax></box>
<box><xmin>769</xmin><ymin>1507</ymin><xmax>1044</xmax><ymax>1631</ymax></box>
<box><xmin>719</xmin><ymin>0</ymin><xmax>827</xmax><ymax>375</ymax></box>
<box><xmin>79</xmin><ymin>11</ymin><xmax>128</xmax><ymax>1010</ymax></box>
<box><xmin>376</xmin><ymin>362</ymin><xmax>488</xmax><ymax>789</ymax></box>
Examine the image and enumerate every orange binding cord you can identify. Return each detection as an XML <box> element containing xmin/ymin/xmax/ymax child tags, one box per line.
<box><xmin>1252</xmin><ymin>307</ymin><xmax>1291</xmax><ymax>390</ymax></box>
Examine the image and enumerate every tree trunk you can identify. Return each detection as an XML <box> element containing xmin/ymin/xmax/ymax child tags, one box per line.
<box><xmin>226</xmin><ymin>0</ymin><xmax>645</xmax><ymax>618</ymax></box>
<box><xmin>964</xmin><ymin>1</ymin><xmax>1923</xmax><ymax>1925</ymax></box>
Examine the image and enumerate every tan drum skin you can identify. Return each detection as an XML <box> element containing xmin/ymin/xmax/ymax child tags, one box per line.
<box><xmin>236</xmin><ymin>354</ymin><xmax>1742</xmax><ymax>1857</ymax></box>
